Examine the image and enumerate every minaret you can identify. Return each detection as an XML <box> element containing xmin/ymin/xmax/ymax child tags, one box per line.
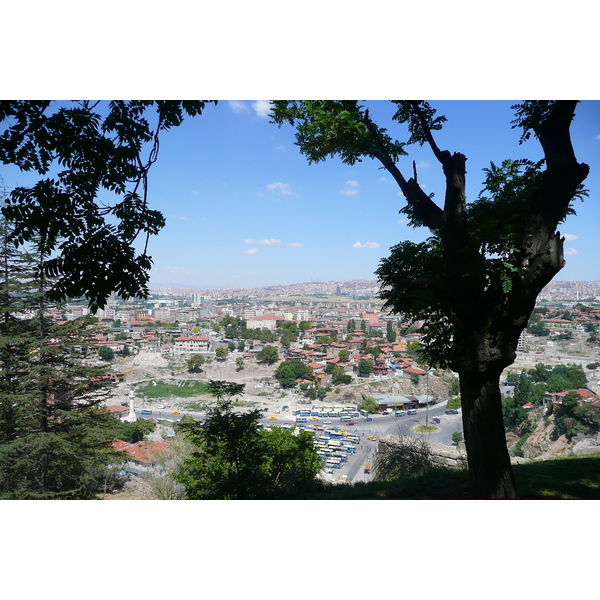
<box><xmin>122</xmin><ymin>383</ymin><xmax>138</xmax><ymax>422</ymax></box>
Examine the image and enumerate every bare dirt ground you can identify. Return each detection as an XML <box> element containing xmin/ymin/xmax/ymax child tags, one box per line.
<box><xmin>107</xmin><ymin>349</ymin><xmax>309</xmax><ymax>415</ymax></box>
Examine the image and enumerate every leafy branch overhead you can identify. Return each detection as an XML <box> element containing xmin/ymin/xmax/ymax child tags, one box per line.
<box><xmin>0</xmin><ymin>101</ymin><xmax>216</xmax><ymax>311</ymax></box>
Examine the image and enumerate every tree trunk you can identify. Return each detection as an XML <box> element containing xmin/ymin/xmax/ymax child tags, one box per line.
<box><xmin>459</xmin><ymin>368</ymin><xmax>517</xmax><ymax>499</ymax></box>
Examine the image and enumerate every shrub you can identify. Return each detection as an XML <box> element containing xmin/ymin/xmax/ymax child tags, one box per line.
<box><xmin>375</xmin><ymin>437</ymin><xmax>433</xmax><ymax>480</ymax></box>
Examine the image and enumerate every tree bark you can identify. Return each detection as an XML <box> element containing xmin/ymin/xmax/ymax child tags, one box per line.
<box><xmin>459</xmin><ymin>368</ymin><xmax>517</xmax><ymax>498</ymax></box>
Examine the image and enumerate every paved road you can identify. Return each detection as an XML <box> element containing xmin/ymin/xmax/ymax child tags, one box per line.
<box><xmin>135</xmin><ymin>402</ymin><xmax>464</xmax><ymax>482</ymax></box>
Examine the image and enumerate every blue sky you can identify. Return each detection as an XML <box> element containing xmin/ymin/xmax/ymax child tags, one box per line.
<box><xmin>139</xmin><ymin>100</ymin><xmax>600</xmax><ymax>288</ymax></box>
<box><xmin>2</xmin><ymin>100</ymin><xmax>599</xmax><ymax>289</ymax></box>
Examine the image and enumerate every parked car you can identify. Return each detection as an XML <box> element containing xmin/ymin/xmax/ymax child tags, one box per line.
<box><xmin>347</xmin><ymin>421</ymin><xmax>355</xmax><ymax>426</ymax></box>
<box><xmin>432</xmin><ymin>417</ymin><xmax>441</xmax><ymax>423</ymax></box>
<box><xmin>445</xmin><ymin>409</ymin><xmax>459</xmax><ymax>415</ymax></box>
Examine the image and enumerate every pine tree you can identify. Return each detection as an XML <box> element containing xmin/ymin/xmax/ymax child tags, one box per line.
<box><xmin>0</xmin><ymin>213</ymin><xmax>123</xmax><ymax>499</ymax></box>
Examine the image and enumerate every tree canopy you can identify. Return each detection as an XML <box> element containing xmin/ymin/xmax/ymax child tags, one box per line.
<box><xmin>174</xmin><ymin>380</ymin><xmax>321</xmax><ymax>499</ymax></box>
<box><xmin>0</xmin><ymin>101</ymin><xmax>215</xmax><ymax>311</ymax></box>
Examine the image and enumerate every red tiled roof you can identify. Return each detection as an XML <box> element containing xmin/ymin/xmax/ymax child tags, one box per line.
<box><xmin>404</xmin><ymin>367</ymin><xmax>427</xmax><ymax>375</ymax></box>
<box><xmin>111</xmin><ymin>439</ymin><xmax>172</xmax><ymax>464</ymax></box>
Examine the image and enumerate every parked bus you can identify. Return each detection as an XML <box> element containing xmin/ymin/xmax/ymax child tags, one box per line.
<box><xmin>340</xmin><ymin>415</ymin><xmax>351</xmax><ymax>422</ymax></box>
<box><xmin>326</xmin><ymin>430</ymin><xmax>343</xmax><ymax>439</ymax></box>
<box><xmin>346</xmin><ymin>434</ymin><xmax>360</xmax><ymax>443</ymax></box>
<box><xmin>297</xmin><ymin>416</ymin><xmax>308</xmax><ymax>423</ymax></box>
<box><xmin>332</xmin><ymin>452</ymin><xmax>348</xmax><ymax>462</ymax></box>
<box><xmin>359</xmin><ymin>410</ymin><xmax>369</xmax><ymax>419</ymax></box>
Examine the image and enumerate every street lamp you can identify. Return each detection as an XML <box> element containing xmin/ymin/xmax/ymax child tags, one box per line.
<box><xmin>425</xmin><ymin>367</ymin><xmax>429</xmax><ymax>428</ymax></box>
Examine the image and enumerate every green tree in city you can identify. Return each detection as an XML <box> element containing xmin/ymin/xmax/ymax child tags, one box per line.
<box><xmin>235</xmin><ymin>357</ymin><xmax>244</xmax><ymax>371</ymax></box>
<box><xmin>446</xmin><ymin>396</ymin><xmax>461</xmax><ymax>410</ymax></box>
<box><xmin>338</xmin><ymin>349</ymin><xmax>350</xmax><ymax>363</ymax></box>
<box><xmin>98</xmin><ymin>346</ymin><xmax>115</xmax><ymax>361</ymax></box>
<box><xmin>186</xmin><ymin>354</ymin><xmax>205</xmax><ymax>373</ymax></box>
<box><xmin>275</xmin><ymin>360</ymin><xmax>313</xmax><ymax>388</ymax></box>
<box><xmin>272</xmin><ymin>100</ymin><xmax>589</xmax><ymax>498</ymax></box>
<box><xmin>215</xmin><ymin>347</ymin><xmax>228</xmax><ymax>361</ymax></box>
<box><xmin>359</xmin><ymin>396</ymin><xmax>379</xmax><ymax>413</ymax></box>
<box><xmin>386</xmin><ymin>320</ymin><xmax>397</xmax><ymax>343</ymax></box>
<box><xmin>358</xmin><ymin>359</ymin><xmax>373</xmax><ymax>377</ymax></box>
<box><xmin>452</xmin><ymin>431</ymin><xmax>464</xmax><ymax>445</ymax></box>
<box><xmin>257</xmin><ymin>344</ymin><xmax>279</xmax><ymax>365</ymax></box>
<box><xmin>115</xmin><ymin>419</ymin><xmax>156</xmax><ymax>443</ymax></box>
<box><xmin>552</xmin><ymin>392</ymin><xmax>586</xmax><ymax>441</ymax></box>
<box><xmin>175</xmin><ymin>380</ymin><xmax>321</xmax><ymax>499</ymax></box>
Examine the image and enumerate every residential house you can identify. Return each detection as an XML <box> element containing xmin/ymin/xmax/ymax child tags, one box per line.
<box><xmin>112</xmin><ymin>439</ymin><xmax>173</xmax><ymax>475</ymax></box>
<box><xmin>173</xmin><ymin>336</ymin><xmax>211</xmax><ymax>354</ymax></box>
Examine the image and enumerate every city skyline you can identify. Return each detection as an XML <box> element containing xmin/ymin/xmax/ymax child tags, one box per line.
<box><xmin>3</xmin><ymin>101</ymin><xmax>599</xmax><ymax>290</ymax></box>
<box><xmin>137</xmin><ymin>100</ymin><xmax>600</xmax><ymax>289</ymax></box>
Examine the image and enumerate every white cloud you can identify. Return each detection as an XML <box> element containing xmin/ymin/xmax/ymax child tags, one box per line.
<box><xmin>252</xmin><ymin>100</ymin><xmax>272</xmax><ymax>118</ymax></box>
<box><xmin>275</xmin><ymin>145</ymin><xmax>286</xmax><ymax>151</ymax></box>
<box><xmin>397</xmin><ymin>218</ymin><xmax>409</xmax><ymax>225</ymax></box>
<box><xmin>564</xmin><ymin>248</ymin><xmax>578</xmax><ymax>256</ymax></box>
<box><xmin>341</xmin><ymin>180</ymin><xmax>359</xmax><ymax>195</ymax></box>
<box><xmin>379</xmin><ymin>177</ymin><xmax>394</xmax><ymax>184</ymax></box>
<box><xmin>353</xmin><ymin>241</ymin><xmax>380</xmax><ymax>249</ymax></box>
<box><xmin>228</xmin><ymin>100</ymin><xmax>249</xmax><ymax>113</ymax></box>
<box><xmin>563</xmin><ymin>233</ymin><xmax>579</xmax><ymax>241</ymax></box>
<box><xmin>287</xmin><ymin>242</ymin><xmax>303</xmax><ymax>247</ymax></box>
<box><xmin>416</xmin><ymin>161</ymin><xmax>430</xmax><ymax>169</ymax></box>
<box><xmin>595</xmin><ymin>134</ymin><xmax>600</xmax><ymax>140</ymax></box>
<box><xmin>245</xmin><ymin>239</ymin><xmax>281</xmax><ymax>246</ymax></box>
<box><xmin>267</xmin><ymin>182</ymin><xmax>293</xmax><ymax>195</ymax></box>
<box><xmin>244</xmin><ymin>248</ymin><xmax>258</xmax><ymax>254</ymax></box>
<box><xmin>172</xmin><ymin>215</ymin><xmax>188</xmax><ymax>220</ymax></box>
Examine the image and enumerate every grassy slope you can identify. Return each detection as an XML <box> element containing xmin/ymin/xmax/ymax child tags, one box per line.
<box><xmin>299</xmin><ymin>453</ymin><xmax>600</xmax><ymax>500</ymax></box>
